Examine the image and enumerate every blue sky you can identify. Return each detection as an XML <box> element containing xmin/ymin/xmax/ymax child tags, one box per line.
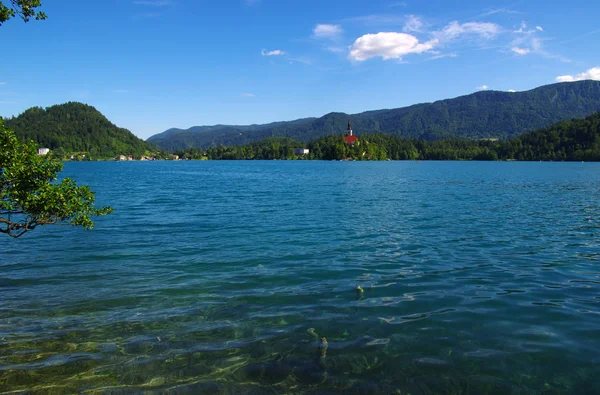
<box><xmin>1</xmin><ymin>0</ymin><xmax>599</xmax><ymax>139</ymax></box>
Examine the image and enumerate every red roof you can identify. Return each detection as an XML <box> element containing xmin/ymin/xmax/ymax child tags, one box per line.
<box><xmin>344</xmin><ymin>135</ymin><xmax>357</xmax><ymax>144</ymax></box>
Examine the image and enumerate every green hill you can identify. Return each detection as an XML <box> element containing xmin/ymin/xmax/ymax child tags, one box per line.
<box><xmin>4</xmin><ymin>102</ymin><xmax>156</xmax><ymax>158</ymax></box>
<box><xmin>500</xmin><ymin>112</ymin><xmax>600</xmax><ymax>161</ymax></box>
<box><xmin>148</xmin><ymin>80</ymin><xmax>600</xmax><ymax>151</ymax></box>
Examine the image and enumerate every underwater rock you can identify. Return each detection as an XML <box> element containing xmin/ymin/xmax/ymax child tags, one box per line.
<box><xmin>162</xmin><ymin>381</ymin><xmax>222</xmax><ymax>394</ymax></box>
<box><xmin>467</xmin><ymin>374</ymin><xmax>519</xmax><ymax>394</ymax></box>
<box><xmin>464</xmin><ymin>348</ymin><xmax>507</xmax><ymax>358</ymax></box>
<box><xmin>0</xmin><ymin>370</ymin><xmax>37</xmax><ymax>387</ymax></box>
<box><xmin>319</xmin><ymin>337</ymin><xmax>328</xmax><ymax>358</ymax></box>
<box><xmin>99</xmin><ymin>343</ymin><xmax>118</xmax><ymax>353</ymax></box>
<box><xmin>292</xmin><ymin>358</ymin><xmax>328</xmax><ymax>384</ymax></box>
<box><xmin>239</xmin><ymin>361</ymin><xmax>293</xmax><ymax>383</ymax></box>
<box><xmin>365</xmin><ymin>338</ymin><xmax>390</xmax><ymax>346</ymax></box>
<box><xmin>406</xmin><ymin>374</ymin><xmax>466</xmax><ymax>395</ymax></box>
<box><xmin>413</xmin><ymin>357</ymin><xmax>450</xmax><ymax>367</ymax></box>
<box><xmin>122</xmin><ymin>338</ymin><xmax>157</xmax><ymax>355</ymax></box>
<box><xmin>321</xmin><ymin>354</ymin><xmax>372</xmax><ymax>376</ymax></box>
<box><xmin>356</xmin><ymin>285</ymin><xmax>365</xmax><ymax>301</ymax></box>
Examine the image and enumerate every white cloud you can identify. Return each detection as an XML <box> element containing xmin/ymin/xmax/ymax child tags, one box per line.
<box><xmin>514</xmin><ymin>22</ymin><xmax>543</xmax><ymax>35</ymax></box>
<box><xmin>529</xmin><ymin>37</ymin><xmax>570</xmax><ymax>63</ymax></box>
<box><xmin>556</xmin><ymin>67</ymin><xmax>600</xmax><ymax>82</ymax></box>
<box><xmin>474</xmin><ymin>8</ymin><xmax>521</xmax><ymax>18</ymax></box>
<box><xmin>477</xmin><ymin>85</ymin><xmax>490</xmax><ymax>90</ymax></box>
<box><xmin>348</xmin><ymin>20</ymin><xmax>500</xmax><ymax>63</ymax></box>
<box><xmin>261</xmin><ymin>49</ymin><xmax>286</xmax><ymax>56</ymax></box>
<box><xmin>436</xmin><ymin>21</ymin><xmax>500</xmax><ymax>42</ymax></box>
<box><xmin>403</xmin><ymin>15</ymin><xmax>423</xmax><ymax>33</ymax></box>
<box><xmin>514</xmin><ymin>21</ymin><xmax>528</xmax><ymax>33</ymax></box>
<box><xmin>313</xmin><ymin>24</ymin><xmax>343</xmax><ymax>39</ymax></box>
<box><xmin>428</xmin><ymin>52</ymin><xmax>458</xmax><ymax>60</ymax></box>
<box><xmin>508</xmin><ymin>89</ymin><xmax>516</xmax><ymax>92</ymax></box>
<box><xmin>349</xmin><ymin>32</ymin><xmax>437</xmax><ymax>61</ymax></box>
<box><xmin>511</xmin><ymin>46</ymin><xmax>530</xmax><ymax>55</ymax></box>
<box><xmin>241</xmin><ymin>93</ymin><xmax>256</xmax><ymax>97</ymax></box>
<box><xmin>507</xmin><ymin>23</ymin><xmax>569</xmax><ymax>62</ymax></box>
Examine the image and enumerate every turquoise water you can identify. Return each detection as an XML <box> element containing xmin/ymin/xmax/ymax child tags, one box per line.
<box><xmin>1</xmin><ymin>161</ymin><xmax>600</xmax><ymax>394</ymax></box>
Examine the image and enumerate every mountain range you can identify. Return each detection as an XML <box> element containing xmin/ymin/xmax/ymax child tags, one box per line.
<box><xmin>147</xmin><ymin>81</ymin><xmax>600</xmax><ymax>151</ymax></box>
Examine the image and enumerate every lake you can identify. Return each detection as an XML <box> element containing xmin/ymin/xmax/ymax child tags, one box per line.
<box><xmin>1</xmin><ymin>161</ymin><xmax>599</xmax><ymax>394</ymax></box>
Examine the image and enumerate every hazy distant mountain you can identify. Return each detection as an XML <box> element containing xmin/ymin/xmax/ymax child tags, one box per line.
<box><xmin>148</xmin><ymin>118</ymin><xmax>317</xmax><ymax>151</ymax></box>
<box><xmin>5</xmin><ymin>102</ymin><xmax>155</xmax><ymax>157</ymax></box>
<box><xmin>147</xmin><ymin>80</ymin><xmax>600</xmax><ymax>151</ymax></box>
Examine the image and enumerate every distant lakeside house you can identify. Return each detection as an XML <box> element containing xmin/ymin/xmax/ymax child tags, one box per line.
<box><xmin>294</xmin><ymin>148</ymin><xmax>309</xmax><ymax>156</ymax></box>
<box><xmin>116</xmin><ymin>155</ymin><xmax>176</xmax><ymax>161</ymax></box>
<box><xmin>38</xmin><ymin>148</ymin><xmax>50</xmax><ymax>155</ymax></box>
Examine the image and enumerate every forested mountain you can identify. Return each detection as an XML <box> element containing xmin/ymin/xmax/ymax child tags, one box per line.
<box><xmin>501</xmin><ymin>111</ymin><xmax>600</xmax><ymax>161</ymax></box>
<box><xmin>180</xmin><ymin>112</ymin><xmax>600</xmax><ymax>162</ymax></box>
<box><xmin>149</xmin><ymin>118</ymin><xmax>317</xmax><ymax>151</ymax></box>
<box><xmin>4</xmin><ymin>102</ymin><xmax>156</xmax><ymax>158</ymax></box>
<box><xmin>149</xmin><ymin>81</ymin><xmax>600</xmax><ymax>151</ymax></box>
<box><xmin>154</xmin><ymin>117</ymin><xmax>317</xmax><ymax>141</ymax></box>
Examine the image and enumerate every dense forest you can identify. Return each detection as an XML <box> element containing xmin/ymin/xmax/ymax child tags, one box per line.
<box><xmin>177</xmin><ymin>113</ymin><xmax>600</xmax><ymax>162</ymax></box>
<box><xmin>4</xmin><ymin>102</ymin><xmax>158</xmax><ymax>159</ymax></box>
<box><xmin>150</xmin><ymin>80</ymin><xmax>600</xmax><ymax>151</ymax></box>
<box><xmin>4</xmin><ymin>96</ymin><xmax>600</xmax><ymax>162</ymax></box>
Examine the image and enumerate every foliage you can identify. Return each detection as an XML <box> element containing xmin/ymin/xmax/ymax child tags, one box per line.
<box><xmin>178</xmin><ymin>113</ymin><xmax>600</xmax><ymax>162</ymax></box>
<box><xmin>5</xmin><ymin>102</ymin><xmax>159</xmax><ymax>159</ymax></box>
<box><xmin>497</xmin><ymin>112</ymin><xmax>600</xmax><ymax>161</ymax></box>
<box><xmin>181</xmin><ymin>137</ymin><xmax>304</xmax><ymax>160</ymax></box>
<box><xmin>0</xmin><ymin>120</ymin><xmax>112</xmax><ymax>238</ymax></box>
<box><xmin>0</xmin><ymin>0</ymin><xmax>46</xmax><ymax>25</ymax></box>
<box><xmin>148</xmin><ymin>81</ymin><xmax>600</xmax><ymax>151</ymax></box>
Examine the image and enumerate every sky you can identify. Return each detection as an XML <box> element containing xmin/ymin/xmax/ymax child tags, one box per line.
<box><xmin>1</xmin><ymin>0</ymin><xmax>599</xmax><ymax>140</ymax></box>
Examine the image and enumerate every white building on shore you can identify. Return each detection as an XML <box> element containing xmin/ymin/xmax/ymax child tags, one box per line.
<box><xmin>38</xmin><ymin>148</ymin><xmax>50</xmax><ymax>155</ymax></box>
<box><xmin>294</xmin><ymin>148</ymin><xmax>309</xmax><ymax>156</ymax></box>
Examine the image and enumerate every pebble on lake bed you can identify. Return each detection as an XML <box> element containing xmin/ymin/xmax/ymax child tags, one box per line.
<box><xmin>319</xmin><ymin>337</ymin><xmax>328</xmax><ymax>358</ymax></box>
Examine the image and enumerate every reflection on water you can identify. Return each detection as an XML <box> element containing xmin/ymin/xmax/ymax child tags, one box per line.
<box><xmin>1</xmin><ymin>161</ymin><xmax>600</xmax><ymax>393</ymax></box>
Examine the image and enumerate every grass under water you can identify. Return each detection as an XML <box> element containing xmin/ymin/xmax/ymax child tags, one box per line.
<box><xmin>1</xmin><ymin>161</ymin><xmax>599</xmax><ymax>394</ymax></box>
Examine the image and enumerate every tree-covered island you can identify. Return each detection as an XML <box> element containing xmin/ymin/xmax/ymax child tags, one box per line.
<box><xmin>176</xmin><ymin>113</ymin><xmax>600</xmax><ymax>162</ymax></box>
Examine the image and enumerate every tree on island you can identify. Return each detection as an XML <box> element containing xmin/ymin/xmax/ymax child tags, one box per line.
<box><xmin>1</xmin><ymin>1</ymin><xmax>112</xmax><ymax>238</ymax></box>
<box><xmin>1</xmin><ymin>120</ymin><xmax>112</xmax><ymax>238</ymax></box>
<box><xmin>0</xmin><ymin>0</ymin><xmax>46</xmax><ymax>25</ymax></box>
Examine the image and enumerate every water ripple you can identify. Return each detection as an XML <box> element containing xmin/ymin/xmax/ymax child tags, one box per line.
<box><xmin>1</xmin><ymin>161</ymin><xmax>600</xmax><ymax>393</ymax></box>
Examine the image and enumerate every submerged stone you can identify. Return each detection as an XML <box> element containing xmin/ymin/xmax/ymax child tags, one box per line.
<box><xmin>413</xmin><ymin>357</ymin><xmax>450</xmax><ymax>366</ymax></box>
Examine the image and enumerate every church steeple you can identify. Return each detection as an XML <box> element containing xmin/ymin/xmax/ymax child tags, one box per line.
<box><xmin>343</xmin><ymin>119</ymin><xmax>357</xmax><ymax>145</ymax></box>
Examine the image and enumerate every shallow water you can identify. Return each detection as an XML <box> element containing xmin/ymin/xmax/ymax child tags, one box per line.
<box><xmin>1</xmin><ymin>161</ymin><xmax>599</xmax><ymax>394</ymax></box>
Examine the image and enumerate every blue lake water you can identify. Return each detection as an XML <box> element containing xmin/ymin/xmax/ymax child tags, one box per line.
<box><xmin>1</xmin><ymin>161</ymin><xmax>600</xmax><ymax>394</ymax></box>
